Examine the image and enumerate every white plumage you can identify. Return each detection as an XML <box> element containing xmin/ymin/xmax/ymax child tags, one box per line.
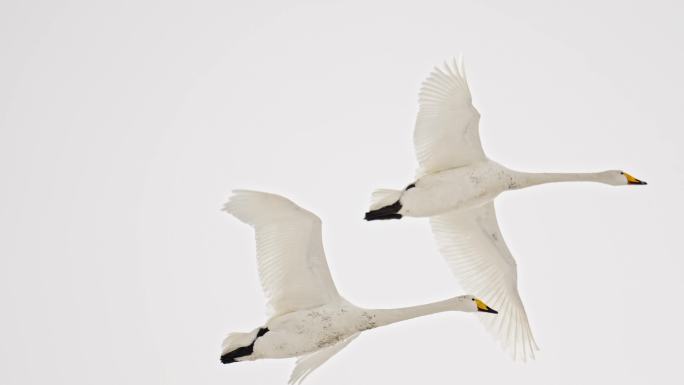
<box><xmin>431</xmin><ymin>204</ymin><xmax>537</xmax><ymax>360</ymax></box>
<box><xmin>289</xmin><ymin>333</ymin><xmax>360</xmax><ymax>385</ymax></box>
<box><xmin>366</xmin><ymin>58</ymin><xmax>647</xmax><ymax>361</ymax></box>
<box><xmin>224</xmin><ymin>190</ymin><xmax>339</xmax><ymax>317</ymax></box>
<box><xmin>414</xmin><ymin>57</ymin><xmax>484</xmax><ymax>176</ymax></box>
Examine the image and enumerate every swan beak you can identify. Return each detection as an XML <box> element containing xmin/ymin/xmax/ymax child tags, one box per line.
<box><xmin>475</xmin><ymin>299</ymin><xmax>498</xmax><ymax>314</ymax></box>
<box><xmin>624</xmin><ymin>172</ymin><xmax>647</xmax><ymax>185</ymax></box>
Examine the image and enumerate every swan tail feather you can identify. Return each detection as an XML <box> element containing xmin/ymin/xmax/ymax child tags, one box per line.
<box><xmin>369</xmin><ymin>189</ymin><xmax>403</xmax><ymax>210</ymax></box>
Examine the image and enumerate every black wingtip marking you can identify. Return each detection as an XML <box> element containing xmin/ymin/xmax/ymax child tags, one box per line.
<box><xmin>405</xmin><ymin>183</ymin><xmax>416</xmax><ymax>190</ymax></box>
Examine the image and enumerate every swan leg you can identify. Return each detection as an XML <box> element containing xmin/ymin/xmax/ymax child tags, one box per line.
<box><xmin>220</xmin><ymin>327</ymin><xmax>269</xmax><ymax>364</ymax></box>
<box><xmin>364</xmin><ymin>201</ymin><xmax>403</xmax><ymax>221</ymax></box>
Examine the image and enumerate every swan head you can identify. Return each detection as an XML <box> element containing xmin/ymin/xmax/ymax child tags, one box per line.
<box><xmin>458</xmin><ymin>295</ymin><xmax>498</xmax><ymax>314</ymax></box>
<box><xmin>598</xmin><ymin>170</ymin><xmax>647</xmax><ymax>186</ymax></box>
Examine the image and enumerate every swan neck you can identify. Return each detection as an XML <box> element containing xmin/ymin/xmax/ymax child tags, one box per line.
<box><xmin>516</xmin><ymin>171</ymin><xmax>608</xmax><ymax>188</ymax></box>
<box><xmin>367</xmin><ymin>298</ymin><xmax>469</xmax><ymax>329</ymax></box>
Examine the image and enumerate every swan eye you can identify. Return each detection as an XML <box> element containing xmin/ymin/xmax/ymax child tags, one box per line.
<box><xmin>620</xmin><ymin>172</ymin><xmax>624</xmax><ymax>175</ymax></box>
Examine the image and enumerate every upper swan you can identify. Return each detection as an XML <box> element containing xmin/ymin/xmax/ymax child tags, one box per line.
<box><xmin>365</xmin><ymin>58</ymin><xmax>647</xmax><ymax>361</ymax></box>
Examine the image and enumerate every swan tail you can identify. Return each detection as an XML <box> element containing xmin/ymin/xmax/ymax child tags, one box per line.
<box><xmin>369</xmin><ymin>189</ymin><xmax>403</xmax><ymax>210</ymax></box>
<box><xmin>365</xmin><ymin>188</ymin><xmax>404</xmax><ymax>221</ymax></box>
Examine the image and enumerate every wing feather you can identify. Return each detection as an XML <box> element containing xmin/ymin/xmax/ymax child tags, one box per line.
<box><xmin>430</xmin><ymin>203</ymin><xmax>538</xmax><ymax>361</ymax></box>
<box><xmin>414</xmin><ymin>58</ymin><xmax>485</xmax><ymax>176</ymax></box>
<box><xmin>288</xmin><ymin>333</ymin><xmax>359</xmax><ymax>385</ymax></box>
<box><xmin>223</xmin><ymin>190</ymin><xmax>340</xmax><ymax>317</ymax></box>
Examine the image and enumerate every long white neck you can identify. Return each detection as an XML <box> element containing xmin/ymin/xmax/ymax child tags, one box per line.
<box><xmin>365</xmin><ymin>297</ymin><xmax>471</xmax><ymax>329</ymax></box>
<box><xmin>513</xmin><ymin>171</ymin><xmax>611</xmax><ymax>189</ymax></box>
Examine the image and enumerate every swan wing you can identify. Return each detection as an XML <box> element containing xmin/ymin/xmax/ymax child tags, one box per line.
<box><xmin>288</xmin><ymin>332</ymin><xmax>360</xmax><ymax>385</ymax></box>
<box><xmin>414</xmin><ymin>58</ymin><xmax>485</xmax><ymax>176</ymax></box>
<box><xmin>223</xmin><ymin>190</ymin><xmax>340</xmax><ymax>317</ymax></box>
<box><xmin>430</xmin><ymin>202</ymin><xmax>538</xmax><ymax>361</ymax></box>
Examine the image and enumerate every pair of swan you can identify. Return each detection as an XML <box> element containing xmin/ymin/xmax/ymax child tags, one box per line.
<box><xmin>220</xmin><ymin>58</ymin><xmax>646</xmax><ymax>383</ymax></box>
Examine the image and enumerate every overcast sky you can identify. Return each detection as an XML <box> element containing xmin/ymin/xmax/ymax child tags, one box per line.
<box><xmin>1</xmin><ymin>1</ymin><xmax>683</xmax><ymax>384</ymax></box>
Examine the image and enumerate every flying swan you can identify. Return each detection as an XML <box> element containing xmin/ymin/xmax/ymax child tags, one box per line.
<box><xmin>221</xmin><ymin>190</ymin><xmax>498</xmax><ymax>384</ymax></box>
<box><xmin>364</xmin><ymin>58</ymin><xmax>647</xmax><ymax>361</ymax></box>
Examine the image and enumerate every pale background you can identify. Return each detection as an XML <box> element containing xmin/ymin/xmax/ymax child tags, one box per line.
<box><xmin>1</xmin><ymin>1</ymin><xmax>682</xmax><ymax>384</ymax></box>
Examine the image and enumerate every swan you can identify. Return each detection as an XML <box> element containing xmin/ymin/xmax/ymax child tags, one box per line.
<box><xmin>364</xmin><ymin>58</ymin><xmax>647</xmax><ymax>361</ymax></box>
<box><xmin>221</xmin><ymin>190</ymin><xmax>498</xmax><ymax>384</ymax></box>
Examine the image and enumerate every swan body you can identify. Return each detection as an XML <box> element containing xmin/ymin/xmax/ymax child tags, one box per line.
<box><xmin>399</xmin><ymin>160</ymin><xmax>510</xmax><ymax>217</ymax></box>
<box><xmin>223</xmin><ymin>301</ymin><xmax>360</xmax><ymax>361</ymax></box>
<box><xmin>221</xmin><ymin>190</ymin><xmax>497</xmax><ymax>384</ymax></box>
<box><xmin>389</xmin><ymin>162</ymin><xmax>641</xmax><ymax>218</ymax></box>
<box><xmin>365</xmin><ymin>58</ymin><xmax>647</xmax><ymax>361</ymax></box>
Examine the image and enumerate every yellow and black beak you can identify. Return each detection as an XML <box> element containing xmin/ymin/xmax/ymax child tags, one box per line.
<box><xmin>624</xmin><ymin>172</ymin><xmax>647</xmax><ymax>185</ymax></box>
<box><xmin>475</xmin><ymin>299</ymin><xmax>498</xmax><ymax>314</ymax></box>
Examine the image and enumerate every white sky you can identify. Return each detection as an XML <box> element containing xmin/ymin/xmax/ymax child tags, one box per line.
<box><xmin>1</xmin><ymin>1</ymin><xmax>683</xmax><ymax>384</ymax></box>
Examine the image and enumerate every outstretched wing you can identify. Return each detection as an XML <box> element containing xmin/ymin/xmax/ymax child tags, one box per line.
<box><xmin>288</xmin><ymin>333</ymin><xmax>360</xmax><ymax>385</ymax></box>
<box><xmin>223</xmin><ymin>190</ymin><xmax>340</xmax><ymax>317</ymax></box>
<box><xmin>414</xmin><ymin>57</ymin><xmax>485</xmax><ymax>176</ymax></box>
<box><xmin>430</xmin><ymin>203</ymin><xmax>538</xmax><ymax>361</ymax></box>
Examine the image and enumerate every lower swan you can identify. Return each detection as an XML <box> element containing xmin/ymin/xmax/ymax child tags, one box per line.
<box><xmin>221</xmin><ymin>190</ymin><xmax>497</xmax><ymax>384</ymax></box>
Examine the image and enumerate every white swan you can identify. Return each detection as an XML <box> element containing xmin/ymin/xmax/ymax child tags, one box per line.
<box><xmin>221</xmin><ymin>190</ymin><xmax>498</xmax><ymax>384</ymax></box>
<box><xmin>364</xmin><ymin>58</ymin><xmax>647</xmax><ymax>361</ymax></box>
